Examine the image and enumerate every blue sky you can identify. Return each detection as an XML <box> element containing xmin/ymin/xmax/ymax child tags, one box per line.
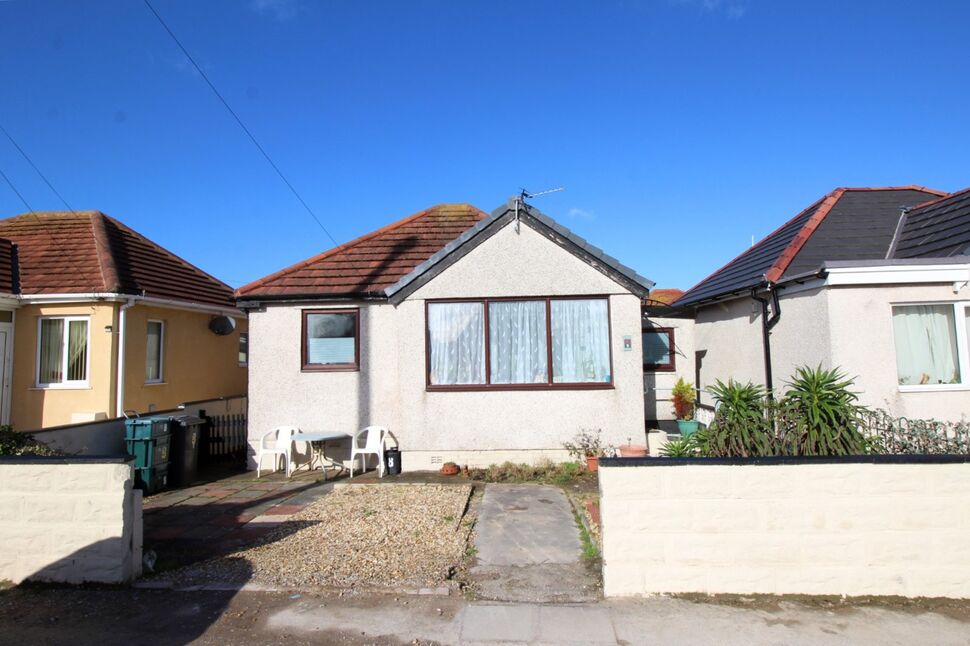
<box><xmin>0</xmin><ymin>0</ymin><xmax>968</xmax><ymax>290</ymax></box>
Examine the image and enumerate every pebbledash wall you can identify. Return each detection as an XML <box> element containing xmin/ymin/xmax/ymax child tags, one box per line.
<box><xmin>599</xmin><ymin>457</ymin><xmax>970</xmax><ymax>599</ymax></box>
<box><xmin>0</xmin><ymin>456</ymin><xmax>142</xmax><ymax>584</ymax></box>
<box><xmin>247</xmin><ymin>221</ymin><xmax>646</xmax><ymax>470</ymax></box>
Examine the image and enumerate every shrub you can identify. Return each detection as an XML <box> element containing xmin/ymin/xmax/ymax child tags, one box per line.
<box><xmin>0</xmin><ymin>426</ymin><xmax>59</xmax><ymax>457</ymax></box>
<box><xmin>705</xmin><ymin>380</ymin><xmax>773</xmax><ymax>457</ymax></box>
<box><xmin>562</xmin><ymin>428</ymin><xmax>607</xmax><ymax>460</ymax></box>
<box><xmin>777</xmin><ymin>366</ymin><xmax>868</xmax><ymax>456</ymax></box>
<box><xmin>468</xmin><ymin>459</ymin><xmax>588</xmax><ymax>484</ymax></box>
<box><xmin>671</xmin><ymin>377</ymin><xmax>696</xmax><ymax>421</ymax></box>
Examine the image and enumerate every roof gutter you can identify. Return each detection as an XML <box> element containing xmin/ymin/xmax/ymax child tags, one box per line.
<box><xmin>18</xmin><ymin>293</ymin><xmax>242</xmax><ymax>317</ymax></box>
<box><xmin>751</xmin><ymin>281</ymin><xmax>781</xmax><ymax>397</ymax></box>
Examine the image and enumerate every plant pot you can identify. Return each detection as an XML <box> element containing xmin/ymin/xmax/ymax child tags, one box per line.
<box><xmin>677</xmin><ymin>420</ymin><xmax>699</xmax><ymax>437</ymax></box>
<box><xmin>618</xmin><ymin>444</ymin><xmax>648</xmax><ymax>458</ymax></box>
<box><xmin>585</xmin><ymin>456</ymin><xmax>599</xmax><ymax>472</ymax></box>
<box><xmin>440</xmin><ymin>462</ymin><xmax>460</xmax><ymax>476</ymax></box>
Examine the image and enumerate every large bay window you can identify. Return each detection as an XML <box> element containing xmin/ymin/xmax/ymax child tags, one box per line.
<box><xmin>427</xmin><ymin>297</ymin><xmax>612</xmax><ymax>389</ymax></box>
<box><xmin>37</xmin><ymin>316</ymin><xmax>90</xmax><ymax>387</ymax></box>
<box><xmin>892</xmin><ymin>302</ymin><xmax>970</xmax><ymax>390</ymax></box>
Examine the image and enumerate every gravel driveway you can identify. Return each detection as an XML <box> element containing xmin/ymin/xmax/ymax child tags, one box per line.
<box><xmin>173</xmin><ymin>483</ymin><xmax>473</xmax><ymax>589</ymax></box>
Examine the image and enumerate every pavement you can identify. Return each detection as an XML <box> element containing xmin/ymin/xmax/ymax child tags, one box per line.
<box><xmin>3</xmin><ymin>587</ymin><xmax>970</xmax><ymax>645</ymax></box>
<box><xmin>470</xmin><ymin>484</ymin><xmax>599</xmax><ymax>603</ymax></box>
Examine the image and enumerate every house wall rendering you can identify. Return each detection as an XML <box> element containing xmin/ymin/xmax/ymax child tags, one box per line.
<box><xmin>247</xmin><ymin>221</ymin><xmax>647</xmax><ymax>468</ymax></box>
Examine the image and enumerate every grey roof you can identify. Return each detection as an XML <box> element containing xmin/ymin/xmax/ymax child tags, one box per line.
<box><xmin>782</xmin><ymin>189</ymin><xmax>935</xmax><ymax>277</ymax></box>
<box><xmin>893</xmin><ymin>187</ymin><xmax>970</xmax><ymax>259</ymax></box>
<box><xmin>675</xmin><ymin>187</ymin><xmax>945</xmax><ymax>308</ymax></box>
<box><xmin>385</xmin><ymin>198</ymin><xmax>654</xmax><ymax>301</ymax></box>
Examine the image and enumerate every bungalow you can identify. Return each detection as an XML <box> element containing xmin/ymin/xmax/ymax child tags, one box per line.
<box><xmin>0</xmin><ymin>210</ymin><xmax>248</xmax><ymax>429</ymax></box>
<box><xmin>237</xmin><ymin>200</ymin><xmax>653</xmax><ymax>469</ymax></box>
<box><xmin>673</xmin><ymin>185</ymin><xmax>970</xmax><ymax>423</ymax></box>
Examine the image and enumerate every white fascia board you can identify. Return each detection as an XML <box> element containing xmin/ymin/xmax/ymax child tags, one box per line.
<box><xmin>18</xmin><ymin>293</ymin><xmax>243</xmax><ymax>317</ymax></box>
<box><xmin>824</xmin><ymin>264</ymin><xmax>970</xmax><ymax>287</ymax></box>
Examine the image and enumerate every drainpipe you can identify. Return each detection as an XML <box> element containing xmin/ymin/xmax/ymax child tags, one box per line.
<box><xmin>115</xmin><ymin>298</ymin><xmax>136</xmax><ymax>418</ymax></box>
<box><xmin>751</xmin><ymin>283</ymin><xmax>781</xmax><ymax>398</ymax></box>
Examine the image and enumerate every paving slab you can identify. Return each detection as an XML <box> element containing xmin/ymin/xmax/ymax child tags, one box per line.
<box><xmin>470</xmin><ymin>484</ymin><xmax>599</xmax><ymax>603</ymax></box>
<box><xmin>460</xmin><ymin>604</ymin><xmax>539</xmax><ymax>642</ymax></box>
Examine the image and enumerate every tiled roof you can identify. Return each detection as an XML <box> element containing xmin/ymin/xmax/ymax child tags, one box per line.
<box><xmin>0</xmin><ymin>211</ymin><xmax>236</xmax><ymax>309</ymax></box>
<box><xmin>644</xmin><ymin>288</ymin><xmax>684</xmax><ymax>306</ymax></box>
<box><xmin>237</xmin><ymin>204</ymin><xmax>489</xmax><ymax>298</ymax></box>
<box><xmin>893</xmin><ymin>187</ymin><xmax>970</xmax><ymax>259</ymax></box>
<box><xmin>675</xmin><ymin>186</ymin><xmax>946</xmax><ymax>308</ymax></box>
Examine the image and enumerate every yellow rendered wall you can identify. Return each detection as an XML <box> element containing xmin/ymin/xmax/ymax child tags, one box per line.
<box><xmin>122</xmin><ymin>304</ymin><xmax>247</xmax><ymax>415</ymax></box>
<box><xmin>11</xmin><ymin>302</ymin><xmax>118</xmax><ymax>430</ymax></box>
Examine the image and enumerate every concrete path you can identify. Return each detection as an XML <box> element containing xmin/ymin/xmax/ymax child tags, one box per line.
<box><xmin>470</xmin><ymin>484</ymin><xmax>599</xmax><ymax>602</ymax></box>
<box><xmin>8</xmin><ymin>587</ymin><xmax>970</xmax><ymax>645</ymax></box>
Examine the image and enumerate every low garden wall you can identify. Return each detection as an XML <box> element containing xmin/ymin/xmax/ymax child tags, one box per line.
<box><xmin>599</xmin><ymin>456</ymin><xmax>970</xmax><ymax>599</ymax></box>
<box><xmin>0</xmin><ymin>456</ymin><xmax>142</xmax><ymax>585</ymax></box>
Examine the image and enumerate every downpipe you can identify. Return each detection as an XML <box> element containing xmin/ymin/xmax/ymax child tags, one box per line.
<box><xmin>115</xmin><ymin>298</ymin><xmax>136</xmax><ymax>418</ymax></box>
<box><xmin>751</xmin><ymin>283</ymin><xmax>781</xmax><ymax>397</ymax></box>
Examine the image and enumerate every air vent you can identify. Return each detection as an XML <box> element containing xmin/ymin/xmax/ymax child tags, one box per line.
<box><xmin>430</xmin><ymin>455</ymin><xmax>443</xmax><ymax>465</ymax></box>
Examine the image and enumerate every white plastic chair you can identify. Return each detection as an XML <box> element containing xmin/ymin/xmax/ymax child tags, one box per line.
<box><xmin>349</xmin><ymin>426</ymin><xmax>387</xmax><ymax>478</ymax></box>
<box><xmin>256</xmin><ymin>426</ymin><xmax>300</xmax><ymax>478</ymax></box>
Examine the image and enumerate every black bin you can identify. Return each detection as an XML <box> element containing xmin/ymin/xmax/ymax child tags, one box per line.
<box><xmin>384</xmin><ymin>448</ymin><xmax>401</xmax><ymax>476</ymax></box>
<box><xmin>168</xmin><ymin>414</ymin><xmax>204</xmax><ymax>487</ymax></box>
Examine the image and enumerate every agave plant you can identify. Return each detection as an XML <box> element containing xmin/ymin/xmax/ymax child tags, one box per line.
<box><xmin>705</xmin><ymin>380</ymin><xmax>774</xmax><ymax>457</ymax></box>
<box><xmin>778</xmin><ymin>366</ymin><xmax>868</xmax><ymax>456</ymax></box>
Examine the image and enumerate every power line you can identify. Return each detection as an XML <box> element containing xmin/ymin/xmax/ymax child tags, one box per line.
<box><xmin>0</xmin><ymin>123</ymin><xmax>74</xmax><ymax>211</ymax></box>
<box><xmin>0</xmin><ymin>165</ymin><xmax>35</xmax><ymax>213</ymax></box>
<box><xmin>142</xmin><ymin>0</ymin><xmax>339</xmax><ymax>248</ymax></box>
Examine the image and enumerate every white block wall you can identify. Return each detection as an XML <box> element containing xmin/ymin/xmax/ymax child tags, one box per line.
<box><xmin>0</xmin><ymin>459</ymin><xmax>141</xmax><ymax>584</ymax></box>
<box><xmin>600</xmin><ymin>461</ymin><xmax>970</xmax><ymax>599</ymax></box>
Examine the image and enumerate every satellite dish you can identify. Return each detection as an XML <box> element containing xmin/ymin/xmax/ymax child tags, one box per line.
<box><xmin>209</xmin><ymin>316</ymin><xmax>236</xmax><ymax>336</ymax></box>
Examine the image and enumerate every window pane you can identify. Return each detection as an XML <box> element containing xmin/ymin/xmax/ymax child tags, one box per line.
<box><xmin>892</xmin><ymin>305</ymin><xmax>960</xmax><ymax>385</ymax></box>
<box><xmin>39</xmin><ymin>319</ymin><xmax>64</xmax><ymax>384</ymax></box>
<box><xmin>489</xmin><ymin>301</ymin><xmax>548</xmax><ymax>384</ymax></box>
<box><xmin>146</xmin><ymin>321</ymin><xmax>162</xmax><ymax>381</ymax></box>
<box><xmin>551</xmin><ymin>299</ymin><xmax>611</xmax><ymax>383</ymax></box>
<box><xmin>643</xmin><ymin>330</ymin><xmax>672</xmax><ymax>367</ymax></box>
<box><xmin>428</xmin><ymin>302</ymin><xmax>485</xmax><ymax>385</ymax></box>
<box><xmin>66</xmin><ymin>320</ymin><xmax>88</xmax><ymax>382</ymax></box>
<box><xmin>239</xmin><ymin>332</ymin><xmax>249</xmax><ymax>365</ymax></box>
<box><xmin>306</xmin><ymin>313</ymin><xmax>357</xmax><ymax>365</ymax></box>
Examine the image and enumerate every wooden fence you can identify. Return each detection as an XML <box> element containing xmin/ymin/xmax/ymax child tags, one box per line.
<box><xmin>199</xmin><ymin>410</ymin><xmax>248</xmax><ymax>466</ymax></box>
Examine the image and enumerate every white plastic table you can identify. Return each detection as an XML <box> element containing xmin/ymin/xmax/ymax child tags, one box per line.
<box><xmin>293</xmin><ymin>431</ymin><xmax>352</xmax><ymax>478</ymax></box>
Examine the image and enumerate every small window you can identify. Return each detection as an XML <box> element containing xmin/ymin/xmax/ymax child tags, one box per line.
<box><xmin>37</xmin><ymin>316</ymin><xmax>89</xmax><ymax>387</ymax></box>
<box><xmin>238</xmin><ymin>331</ymin><xmax>249</xmax><ymax>366</ymax></box>
<box><xmin>146</xmin><ymin>320</ymin><xmax>164</xmax><ymax>383</ymax></box>
<box><xmin>892</xmin><ymin>305</ymin><xmax>961</xmax><ymax>385</ymax></box>
<box><xmin>302</xmin><ymin>309</ymin><xmax>359</xmax><ymax>371</ymax></box>
<box><xmin>550</xmin><ymin>299</ymin><xmax>611</xmax><ymax>383</ymax></box>
<box><xmin>643</xmin><ymin>327</ymin><xmax>675</xmax><ymax>371</ymax></box>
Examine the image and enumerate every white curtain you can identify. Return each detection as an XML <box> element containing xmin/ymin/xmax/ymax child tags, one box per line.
<box><xmin>66</xmin><ymin>320</ymin><xmax>88</xmax><ymax>382</ymax></box>
<box><xmin>550</xmin><ymin>299</ymin><xmax>610</xmax><ymax>383</ymax></box>
<box><xmin>892</xmin><ymin>305</ymin><xmax>960</xmax><ymax>385</ymax></box>
<box><xmin>428</xmin><ymin>302</ymin><xmax>485</xmax><ymax>385</ymax></box>
<box><xmin>489</xmin><ymin>301</ymin><xmax>548</xmax><ymax>384</ymax></box>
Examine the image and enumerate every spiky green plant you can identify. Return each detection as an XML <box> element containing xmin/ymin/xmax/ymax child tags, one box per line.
<box><xmin>660</xmin><ymin>434</ymin><xmax>700</xmax><ymax>457</ymax></box>
<box><xmin>777</xmin><ymin>366</ymin><xmax>868</xmax><ymax>456</ymax></box>
<box><xmin>705</xmin><ymin>380</ymin><xmax>773</xmax><ymax>457</ymax></box>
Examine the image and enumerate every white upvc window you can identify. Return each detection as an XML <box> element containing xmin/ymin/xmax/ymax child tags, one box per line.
<box><xmin>36</xmin><ymin>316</ymin><xmax>90</xmax><ymax>388</ymax></box>
<box><xmin>892</xmin><ymin>301</ymin><xmax>970</xmax><ymax>392</ymax></box>
<box><xmin>146</xmin><ymin>320</ymin><xmax>165</xmax><ymax>383</ymax></box>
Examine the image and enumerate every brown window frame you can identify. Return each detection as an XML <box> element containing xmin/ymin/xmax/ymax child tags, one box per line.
<box><xmin>301</xmin><ymin>308</ymin><xmax>360</xmax><ymax>372</ymax></box>
<box><xmin>642</xmin><ymin>326</ymin><xmax>675</xmax><ymax>372</ymax></box>
<box><xmin>424</xmin><ymin>295</ymin><xmax>614</xmax><ymax>391</ymax></box>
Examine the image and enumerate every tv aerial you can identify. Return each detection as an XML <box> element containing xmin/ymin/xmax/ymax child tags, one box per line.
<box><xmin>514</xmin><ymin>186</ymin><xmax>564</xmax><ymax>231</ymax></box>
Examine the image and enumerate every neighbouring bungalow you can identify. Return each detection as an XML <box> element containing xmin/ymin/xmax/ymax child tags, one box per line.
<box><xmin>0</xmin><ymin>211</ymin><xmax>248</xmax><ymax>429</ymax></box>
<box><xmin>237</xmin><ymin>200</ymin><xmax>653</xmax><ymax>469</ymax></box>
<box><xmin>672</xmin><ymin>185</ymin><xmax>970</xmax><ymax>422</ymax></box>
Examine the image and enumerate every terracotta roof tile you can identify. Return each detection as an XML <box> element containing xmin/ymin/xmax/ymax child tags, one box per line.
<box><xmin>0</xmin><ymin>211</ymin><xmax>236</xmax><ymax>309</ymax></box>
<box><xmin>237</xmin><ymin>204</ymin><xmax>489</xmax><ymax>298</ymax></box>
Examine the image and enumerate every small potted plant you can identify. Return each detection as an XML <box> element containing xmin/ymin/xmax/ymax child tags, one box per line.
<box><xmin>563</xmin><ymin>429</ymin><xmax>606</xmax><ymax>472</ymax></box>
<box><xmin>618</xmin><ymin>436</ymin><xmax>648</xmax><ymax>458</ymax></box>
<box><xmin>672</xmin><ymin>377</ymin><xmax>699</xmax><ymax>437</ymax></box>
